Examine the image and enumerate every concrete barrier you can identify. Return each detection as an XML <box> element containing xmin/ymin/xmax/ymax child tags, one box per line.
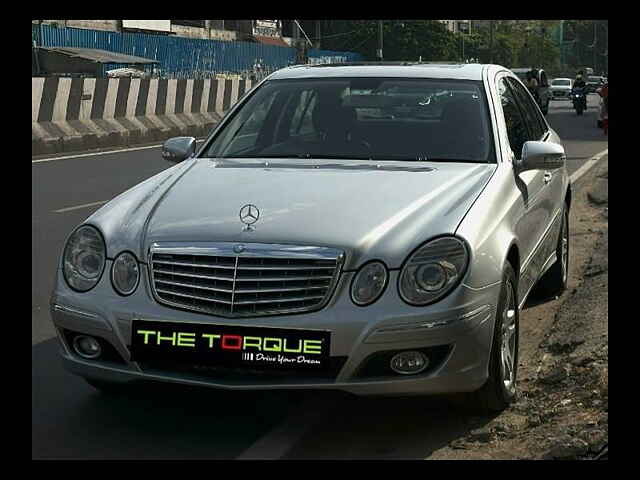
<box><xmin>32</xmin><ymin>76</ymin><xmax>254</xmax><ymax>156</ymax></box>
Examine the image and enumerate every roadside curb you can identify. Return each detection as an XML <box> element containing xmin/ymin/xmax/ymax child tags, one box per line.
<box><xmin>586</xmin><ymin>162</ymin><xmax>608</xmax><ymax>207</ymax></box>
<box><xmin>32</xmin><ymin>117</ymin><xmax>218</xmax><ymax>157</ymax></box>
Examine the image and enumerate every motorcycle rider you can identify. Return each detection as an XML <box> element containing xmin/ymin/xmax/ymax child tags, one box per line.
<box><xmin>574</xmin><ymin>71</ymin><xmax>587</xmax><ymax>89</ymax></box>
<box><xmin>572</xmin><ymin>71</ymin><xmax>587</xmax><ymax>111</ymax></box>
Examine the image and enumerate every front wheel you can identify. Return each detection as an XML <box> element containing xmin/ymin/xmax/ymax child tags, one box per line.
<box><xmin>459</xmin><ymin>263</ymin><xmax>519</xmax><ymax>413</ymax></box>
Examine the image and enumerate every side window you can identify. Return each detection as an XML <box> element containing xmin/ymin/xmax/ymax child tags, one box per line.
<box><xmin>498</xmin><ymin>78</ymin><xmax>529</xmax><ymax>159</ymax></box>
<box><xmin>507</xmin><ymin>78</ymin><xmax>545</xmax><ymax>140</ymax></box>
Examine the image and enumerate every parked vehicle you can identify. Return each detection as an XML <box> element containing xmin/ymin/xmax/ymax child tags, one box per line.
<box><xmin>586</xmin><ymin>76</ymin><xmax>605</xmax><ymax>93</ymax></box>
<box><xmin>511</xmin><ymin>68</ymin><xmax>551</xmax><ymax>115</ymax></box>
<box><xmin>572</xmin><ymin>87</ymin><xmax>587</xmax><ymax>115</ymax></box>
<box><xmin>550</xmin><ymin>78</ymin><xmax>573</xmax><ymax>100</ymax></box>
<box><xmin>51</xmin><ymin>63</ymin><xmax>570</xmax><ymax>412</ymax></box>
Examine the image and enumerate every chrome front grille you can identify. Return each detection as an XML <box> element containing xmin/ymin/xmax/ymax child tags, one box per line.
<box><xmin>149</xmin><ymin>243</ymin><xmax>344</xmax><ymax>318</ymax></box>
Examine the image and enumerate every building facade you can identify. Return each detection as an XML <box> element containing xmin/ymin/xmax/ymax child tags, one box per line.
<box><xmin>33</xmin><ymin>20</ymin><xmax>321</xmax><ymax>46</ymax></box>
<box><xmin>439</xmin><ymin>20</ymin><xmax>471</xmax><ymax>34</ymax></box>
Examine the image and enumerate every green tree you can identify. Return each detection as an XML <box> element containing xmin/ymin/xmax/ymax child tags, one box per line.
<box><xmin>560</xmin><ymin>20</ymin><xmax>608</xmax><ymax>75</ymax></box>
<box><xmin>318</xmin><ymin>20</ymin><xmax>459</xmax><ymax>62</ymax></box>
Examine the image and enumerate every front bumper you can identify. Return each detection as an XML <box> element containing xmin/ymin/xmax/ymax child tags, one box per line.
<box><xmin>50</xmin><ymin>263</ymin><xmax>501</xmax><ymax>396</ymax></box>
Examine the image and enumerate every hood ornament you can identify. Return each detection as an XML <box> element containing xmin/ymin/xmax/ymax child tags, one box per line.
<box><xmin>239</xmin><ymin>204</ymin><xmax>260</xmax><ymax>231</ymax></box>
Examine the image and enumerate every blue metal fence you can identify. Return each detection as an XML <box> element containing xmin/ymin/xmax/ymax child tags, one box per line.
<box><xmin>33</xmin><ymin>24</ymin><xmax>362</xmax><ymax>78</ymax></box>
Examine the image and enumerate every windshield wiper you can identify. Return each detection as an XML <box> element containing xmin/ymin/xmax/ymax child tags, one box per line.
<box><xmin>420</xmin><ymin>158</ymin><xmax>488</xmax><ymax>164</ymax></box>
<box><xmin>221</xmin><ymin>154</ymin><xmax>313</xmax><ymax>159</ymax></box>
<box><xmin>221</xmin><ymin>154</ymin><xmax>374</xmax><ymax>160</ymax></box>
<box><xmin>218</xmin><ymin>154</ymin><xmax>488</xmax><ymax>163</ymax></box>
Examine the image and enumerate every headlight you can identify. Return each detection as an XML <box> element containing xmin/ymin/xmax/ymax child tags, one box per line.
<box><xmin>399</xmin><ymin>237</ymin><xmax>469</xmax><ymax>306</ymax></box>
<box><xmin>351</xmin><ymin>261</ymin><xmax>388</xmax><ymax>306</ymax></box>
<box><xmin>111</xmin><ymin>251</ymin><xmax>140</xmax><ymax>296</ymax></box>
<box><xmin>63</xmin><ymin>225</ymin><xmax>106</xmax><ymax>292</ymax></box>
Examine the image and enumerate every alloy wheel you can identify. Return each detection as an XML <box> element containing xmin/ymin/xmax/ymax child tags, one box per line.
<box><xmin>500</xmin><ymin>282</ymin><xmax>517</xmax><ymax>393</ymax></box>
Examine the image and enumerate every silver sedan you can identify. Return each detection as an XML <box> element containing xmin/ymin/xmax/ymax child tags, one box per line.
<box><xmin>51</xmin><ymin>63</ymin><xmax>570</xmax><ymax>412</ymax></box>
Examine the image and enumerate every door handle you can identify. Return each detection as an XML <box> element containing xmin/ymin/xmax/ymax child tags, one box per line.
<box><xmin>543</xmin><ymin>171</ymin><xmax>553</xmax><ymax>184</ymax></box>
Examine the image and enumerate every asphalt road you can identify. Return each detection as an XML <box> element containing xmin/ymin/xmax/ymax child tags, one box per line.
<box><xmin>32</xmin><ymin>94</ymin><xmax>607</xmax><ymax>459</ymax></box>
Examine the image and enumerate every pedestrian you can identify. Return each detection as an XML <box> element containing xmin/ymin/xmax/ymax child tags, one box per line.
<box><xmin>599</xmin><ymin>76</ymin><xmax>608</xmax><ymax>134</ymax></box>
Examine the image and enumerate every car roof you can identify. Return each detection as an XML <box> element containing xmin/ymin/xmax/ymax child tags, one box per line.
<box><xmin>268</xmin><ymin>63</ymin><xmax>489</xmax><ymax>81</ymax></box>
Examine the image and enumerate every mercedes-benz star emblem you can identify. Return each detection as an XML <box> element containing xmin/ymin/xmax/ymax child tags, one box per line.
<box><xmin>239</xmin><ymin>204</ymin><xmax>260</xmax><ymax>230</ymax></box>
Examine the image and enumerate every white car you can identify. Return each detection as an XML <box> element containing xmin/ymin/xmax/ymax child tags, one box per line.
<box><xmin>550</xmin><ymin>78</ymin><xmax>573</xmax><ymax>100</ymax></box>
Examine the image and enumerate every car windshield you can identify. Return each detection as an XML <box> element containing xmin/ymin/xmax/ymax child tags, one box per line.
<box><xmin>201</xmin><ymin>77</ymin><xmax>494</xmax><ymax>163</ymax></box>
<box><xmin>588</xmin><ymin>76</ymin><xmax>601</xmax><ymax>83</ymax></box>
<box><xmin>552</xmin><ymin>79</ymin><xmax>571</xmax><ymax>86</ymax></box>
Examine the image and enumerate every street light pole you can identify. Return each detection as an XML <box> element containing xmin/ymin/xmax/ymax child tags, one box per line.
<box><xmin>592</xmin><ymin>21</ymin><xmax>597</xmax><ymax>73</ymax></box>
<box><xmin>489</xmin><ymin>21</ymin><xmax>494</xmax><ymax>63</ymax></box>
<box><xmin>377</xmin><ymin>20</ymin><xmax>383</xmax><ymax>61</ymax></box>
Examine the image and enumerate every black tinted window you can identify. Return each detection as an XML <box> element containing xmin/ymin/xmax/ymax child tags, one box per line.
<box><xmin>202</xmin><ymin>78</ymin><xmax>494</xmax><ymax>163</ymax></box>
<box><xmin>507</xmin><ymin>78</ymin><xmax>545</xmax><ymax>140</ymax></box>
<box><xmin>498</xmin><ymin>78</ymin><xmax>528</xmax><ymax>159</ymax></box>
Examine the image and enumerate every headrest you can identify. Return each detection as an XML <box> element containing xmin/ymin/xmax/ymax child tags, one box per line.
<box><xmin>312</xmin><ymin>103</ymin><xmax>357</xmax><ymax>134</ymax></box>
<box><xmin>441</xmin><ymin>99</ymin><xmax>480</xmax><ymax>125</ymax></box>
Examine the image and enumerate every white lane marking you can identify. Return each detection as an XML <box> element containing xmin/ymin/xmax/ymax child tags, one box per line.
<box><xmin>569</xmin><ymin>148</ymin><xmax>608</xmax><ymax>184</ymax></box>
<box><xmin>32</xmin><ymin>137</ymin><xmax>208</xmax><ymax>164</ymax></box>
<box><xmin>53</xmin><ymin>200</ymin><xmax>108</xmax><ymax>213</ymax></box>
<box><xmin>33</xmin><ymin>144</ymin><xmax>163</xmax><ymax>163</ymax></box>
<box><xmin>236</xmin><ymin>395</ymin><xmax>345</xmax><ymax>460</ymax></box>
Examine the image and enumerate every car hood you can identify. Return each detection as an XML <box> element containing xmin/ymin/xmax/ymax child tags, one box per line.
<box><xmin>91</xmin><ymin>158</ymin><xmax>496</xmax><ymax>269</ymax></box>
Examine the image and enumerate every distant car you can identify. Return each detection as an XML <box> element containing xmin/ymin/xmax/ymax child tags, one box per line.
<box><xmin>51</xmin><ymin>63</ymin><xmax>570</xmax><ymax>412</ymax></box>
<box><xmin>550</xmin><ymin>78</ymin><xmax>573</xmax><ymax>100</ymax></box>
<box><xmin>511</xmin><ymin>68</ymin><xmax>551</xmax><ymax>115</ymax></box>
<box><xmin>586</xmin><ymin>76</ymin><xmax>605</xmax><ymax>94</ymax></box>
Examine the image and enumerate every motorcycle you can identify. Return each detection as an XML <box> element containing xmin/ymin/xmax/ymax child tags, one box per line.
<box><xmin>572</xmin><ymin>87</ymin><xmax>587</xmax><ymax>115</ymax></box>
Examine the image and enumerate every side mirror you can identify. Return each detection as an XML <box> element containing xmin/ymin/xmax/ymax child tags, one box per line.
<box><xmin>162</xmin><ymin>136</ymin><xmax>196</xmax><ymax>163</ymax></box>
<box><xmin>515</xmin><ymin>141</ymin><xmax>566</xmax><ymax>174</ymax></box>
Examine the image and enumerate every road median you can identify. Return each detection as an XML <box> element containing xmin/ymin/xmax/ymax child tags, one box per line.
<box><xmin>32</xmin><ymin>76</ymin><xmax>252</xmax><ymax>156</ymax></box>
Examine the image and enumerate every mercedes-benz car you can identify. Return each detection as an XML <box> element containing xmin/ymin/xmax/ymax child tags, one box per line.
<box><xmin>51</xmin><ymin>63</ymin><xmax>570</xmax><ymax>412</ymax></box>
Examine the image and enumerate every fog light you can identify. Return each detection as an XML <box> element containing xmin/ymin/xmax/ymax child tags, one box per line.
<box><xmin>390</xmin><ymin>351</ymin><xmax>429</xmax><ymax>375</ymax></box>
<box><xmin>73</xmin><ymin>335</ymin><xmax>102</xmax><ymax>359</ymax></box>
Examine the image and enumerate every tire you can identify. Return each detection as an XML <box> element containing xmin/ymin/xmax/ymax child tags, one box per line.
<box><xmin>597</xmin><ymin>119</ymin><xmax>603</xmax><ymax>129</ymax></box>
<box><xmin>458</xmin><ymin>263</ymin><xmax>519</xmax><ymax>413</ymax></box>
<box><xmin>538</xmin><ymin>206</ymin><xmax>569</xmax><ymax>297</ymax></box>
